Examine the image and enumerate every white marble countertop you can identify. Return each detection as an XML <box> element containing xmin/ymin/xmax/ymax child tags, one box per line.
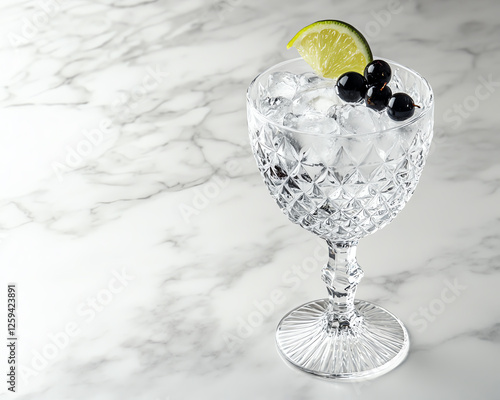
<box><xmin>0</xmin><ymin>0</ymin><xmax>499</xmax><ymax>399</ymax></box>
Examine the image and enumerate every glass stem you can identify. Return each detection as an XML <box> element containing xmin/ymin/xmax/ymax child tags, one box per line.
<box><xmin>322</xmin><ymin>241</ymin><xmax>364</xmax><ymax>327</ymax></box>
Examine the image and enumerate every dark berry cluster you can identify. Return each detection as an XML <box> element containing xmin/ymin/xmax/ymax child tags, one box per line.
<box><xmin>335</xmin><ymin>60</ymin><xmax>418</xmax><ymax>121</ymax></box>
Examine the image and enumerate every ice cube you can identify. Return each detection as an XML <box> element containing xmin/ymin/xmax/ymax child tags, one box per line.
<box><xmin>266</xmin><ymin>71</ymin><xmax>299</xmax><ymax>99</ymax></box>
<box><xmin>283</xmin><ymin>112</ymin><xmax>339</xmax><ymax>135</ymax></box>
<box><xmin>390</xmin><ymin>67</ymin><xmax>404</xmax><ymax>92</ymax></box>
<box><xmin>327</xmin><ymin>104</ymin><xmax>384</xmax><ymax>135</ymax></box>
<box><xmin>292</xmin><ymin>83</ymin><xmax>341</xmax><ymax>115</ymax></box>
<box><xmin>282</xmin><ymin>113</ymin><xmax>340</xmax><ymax>165</ymax></box>
<box><xmin>259</xmin><ymin>96</ymin><xmax>292</xmax><ymax>122</ymax></box>
<box><xmin>298</xmin><ymin>72</ymin><xmax>324</xmax><ymax>86</ymax></box>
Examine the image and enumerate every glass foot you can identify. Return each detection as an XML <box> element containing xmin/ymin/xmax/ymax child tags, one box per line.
<box><xmin>276</xmin><ymin>299</ymin><xmax>409</xmax><ymax>381</ymax></box>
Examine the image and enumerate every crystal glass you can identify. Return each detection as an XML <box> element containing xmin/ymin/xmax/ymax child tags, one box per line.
<box><xmin>246</xmin><ymin>58</ymin><xmax>433</xmax><ymax>380</ymax></box>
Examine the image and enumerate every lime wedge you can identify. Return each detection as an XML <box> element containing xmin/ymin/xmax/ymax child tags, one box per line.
<box><xmin>287</xmin><ymin>20</ymin><xmax>373</xmax><ymax>79</ymax></box>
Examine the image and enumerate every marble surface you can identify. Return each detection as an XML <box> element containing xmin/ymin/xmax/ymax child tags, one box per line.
<box><xmin>0</xmin><ymin>0</ymin><xmax>499</xmax><ymax>398</ymax></box>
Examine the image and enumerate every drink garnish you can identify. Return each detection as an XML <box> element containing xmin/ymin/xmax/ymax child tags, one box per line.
<box><xmin>287</xmin><ymin>20</ymin><xmax>373</xmax><ymax>79</ymax></box>
<box><xmin>289</xmin><ymin>21</ymin><xmax>419</xmax><ymax>121</ymax></box>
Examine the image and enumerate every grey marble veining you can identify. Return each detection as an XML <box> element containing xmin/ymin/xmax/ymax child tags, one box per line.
<box><xmin>0</xmin><ymin>0</ymin><xmax>499</xmax><ymax>399</ymax></box>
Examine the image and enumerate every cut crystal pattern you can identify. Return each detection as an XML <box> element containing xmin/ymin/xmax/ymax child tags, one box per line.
<box><xmin>276</xmin><ymin>299</ymin><xmax>409</xmax><ymax>379</ymax></box>
<box><xmin>248</xmin><ymin>111</ymin><xmax>433</xmax><ymax>242</ymax></box>
<box><xmin>247</xmin><ymin>58</ymin><xmax>433</xmax><ymax>380</ymax></box>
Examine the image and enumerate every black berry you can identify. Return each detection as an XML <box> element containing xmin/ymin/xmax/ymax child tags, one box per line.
<box><xmin>364</xmin><ymin>60</ymin><xmax>392</xmax><ymax>86</ymax></box>
<box><xmin>335</xmin><ymin>72</ymin><xmax>367</xmax><ymax>103</ymax></box>
<box><xmin>365</xmin><ymin>84</ymin><xmax>392</xmax><ymax>111</ymax></box>
<box><xmin>387</xmin><ymin>93</ymin><xmax>417</xmax><ymax>121</ymax></box>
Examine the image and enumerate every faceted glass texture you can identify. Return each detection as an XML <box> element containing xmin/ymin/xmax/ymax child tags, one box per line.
<box><xmin>247</xmin><ymin>60</ymin><xmax>433</xmax><ymax>242</ymax></box>
<box><xmin>247</xmin><ymin>58</ymin><xmax>434</xmax><ymax>380</ymax></box>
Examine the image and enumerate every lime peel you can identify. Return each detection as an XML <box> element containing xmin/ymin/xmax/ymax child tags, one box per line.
<box><xmin>287</xmin><ymin>20</ymin><xmax>373</xmax><ymax>79</ymax></box>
